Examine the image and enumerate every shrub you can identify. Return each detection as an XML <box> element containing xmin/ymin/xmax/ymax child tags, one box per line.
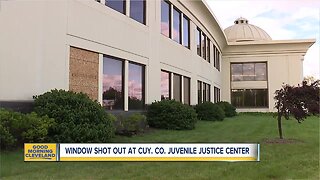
<box><xmin>195</xmin><ymin>102</ymin><xmax>225</xmax><ymax>121</ymax></box>
<box><xmin>147</xmin><ymin>100</ymin><xmax>197</xmax><ymax>130</ymax></box>
<box><xmin>216</xmin><ymin>101</ymin><xmax>237</xmax><ymax>117</ymax></box>
<box><xmin>0</xmin><ymin>108</ymin><xmax>54</xmax><ymax>149</ymax></box>
<box><xmin>33</xmin><ymin>89</ymin><xmax>115</xmax><ymax>143</ymax></box>
<box><xmin>114</xmin><ymin>113</ymin><xmax>148</xmax><ymax>136</ymax></box>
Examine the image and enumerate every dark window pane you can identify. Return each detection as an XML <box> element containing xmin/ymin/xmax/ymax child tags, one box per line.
<box><xmin>130</xmin><ymin>0</ymin><xmax>145</xmax><ymax>24</ymax></box>
<box><xmin>203</xmin><ymin>83</ymin><xmax>206</xmax><ymax>102</ymax></box>
<box><xmin>161</xmin><ymin>71</ymin><xmax>170</xmax><ymax>100</ymax></box>
<box><xmin>105</xmin><ymin>0</ymin><xmax>125</xmax><ymax>14</ymax></box>
<box><xmin>183</xmin><ymin>77</ymin><xmax>190</xmax><ymax>105</ymax></box>
<box><xmin>173</xmin><ymin>74</ymin><xmax>181</xmax><ymax>102</ymax></box>
<box><xmin>128</xmin><ymin>63</ymin><xmax>145</xmax><ymax>110</ymax></box>
<box><xmin>231</xmin><ymin>89</ymin><xmax>243</xmax><ymax>107</ymax></box>
<box><xmin>243</xmin><ymin>63</ymin><xmax>255</xmax><ymax>81</ymax></box>
<box><xmin>161</xmin><ymin>0</ymin><xmax>170</xmax><ymax>37</ymax></box>
<box><xmin>244</xmin><ymin>89</ymin><xmax>255</xmax><ymax>107</ymax></box>
<box><xmin>256</xmin><ymin>89</ymin><xmax>268</xmax><ymax>107</ymax></box>
<box><xmin>231</xmin><ymin>64</ymin><xmax>243</xmax><ymax>81</ymax></box>
<box><xmin>198</xmin><ymin>81</ymin><xmax>202</xmax><ymax>104</ymax></box>
<box><xmin>213</xmin><ymin>46</ymin><xmax>216</xmax><ymax>67</ymax></box>
<box><xmin>183</xmin><ymin>16</ymin><xmax>190</xmax><ymax>48</ymax></box>
<box><xmin>172</xmin><ymin>7</ymin><xmax>181</xmax><ymax>43</ymax></box>
<box><xmin>196</xmin><ymin>28</ymin><xmax>201</xmax><ymax>56</ymax></box>
<box><xmin>255</xmin><ymin>63</ymin><xmax>267</xmax><ymax>81</ymax></box>
<box><xmin>231</xmin><ymin>89</ymin><xmax>268</xmax><ymax>108</ymax></box>
<box><xmin>217</xmin><ymin>51</ymin><xmax>220</xmax><ymax>71</ymax></box>
<box><xmin>202</xmin><ymin>32</ymin><xmax>206</xmax><ymax>59</ymax></box>
<box><xmin>207</xmin><ymin>38</ymin><xmax>210</xmax><ymax>62</ymax></box>
<box><xmin>103</xmin><ymin>56</ymin><xmax>124</xmax><ymax>110</ymax></box>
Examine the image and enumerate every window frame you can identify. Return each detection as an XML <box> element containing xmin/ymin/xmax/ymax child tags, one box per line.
<box><xmin>231</xmin><ymin>62</ymin><xmax>268</xmax><ymax>82</ymax></box>
<box><xmin>130</xmin><ymin>0</ymin><xmax>146</xmax><ymax>25</ymax></box>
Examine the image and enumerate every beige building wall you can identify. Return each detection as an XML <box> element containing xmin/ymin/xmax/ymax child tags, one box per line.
<box><xmin>0</xmin><ymin>0</ymin><xmax>226</xmax><ymax>108</ymax></box>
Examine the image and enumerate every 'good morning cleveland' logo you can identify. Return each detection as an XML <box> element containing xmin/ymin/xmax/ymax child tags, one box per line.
<box><xmin>24</xmin><ymin>144</ymin><xmax>57</xmax><ymax>161</ymax></box>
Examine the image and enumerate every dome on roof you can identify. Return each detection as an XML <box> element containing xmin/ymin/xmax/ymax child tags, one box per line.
<box><xmin>224</xmin><ymin>17</ymin><xmax>272</xmax><ymax>42</ymax></box>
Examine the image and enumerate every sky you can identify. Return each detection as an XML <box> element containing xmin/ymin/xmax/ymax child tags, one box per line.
<box><xmin>206</xmin><ymin>0</ymin><xmax>320</xmax><ymax>78</ymax></box>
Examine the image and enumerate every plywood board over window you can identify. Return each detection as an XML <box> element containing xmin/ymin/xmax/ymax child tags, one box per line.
<box><xmin>69</xmin><ymin>47</ymin><xmax>99</xmax><ymax>100</ymax></box>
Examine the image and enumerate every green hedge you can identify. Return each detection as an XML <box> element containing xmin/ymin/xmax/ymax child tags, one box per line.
<box><xmin>147</xmin><ymin>100</ymin><xmax>198</xmax><ymax>130</ymax></box>
<box><xmin>216</xmin><ymin>101</ymin><xmax>237</xmax><ymax>117</ymax></box>
<box><xmin>33</xmin><ymin>89</ymin><xmax>115</xmax><ymax>143</ymax></box>
<box><xmin>0</xmin><ymin>108</ymin><xmax>54</xmax><ymax>149</ymax></box>
<box><xmin>114</xmin><ymin>113</ymin><xmax>148</xmax><ymax>136</ymax></box>
<box><xmin>195</xmin><ymin>102</ymin><xmax>225</xmax><ymax>121</ymax></box>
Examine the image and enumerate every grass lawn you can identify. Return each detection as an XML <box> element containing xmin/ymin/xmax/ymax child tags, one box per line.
<box><xmin>1</xmin><ymin>113</ymin><xmax>319</xmax><ymax>179</ymax></box>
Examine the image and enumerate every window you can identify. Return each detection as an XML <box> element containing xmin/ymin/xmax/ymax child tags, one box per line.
<box><xmin>105</xmin><ymin>0</ymin><xmax>126</xmax><ymax>14</ymax></box>
<box><xmin>197</xmin><ymin>81</ymin><xmax>202</xmax><ymax>104</ymax></box>
<box><xmin>196</xmin><ymin>28</ymin><xmax>201</xmax><ymax>56</ymax></box>
<box><xmin>214</xmin><ymin>86</ymin><xmax>220</xmax><ymax>103</ymax></box>
<box><xmin>207</xmin><ymin>38</ymin><xmax>210</xmax><ymax>62</ymax></box>
<box><xmin>103</xmin><ymin>56</ymin><xmax>124</xmax><ymax>110</ymax></box>
<box><xmin>161</xmin><ymin>0</ymin><xmax>171</xmax><ymax>37</ymax></box>
<box><xmin>213</xmin><ymin>46</ymin><xmax>216</xmax><ymax>67</ymax></box>
<box><xmin>130</xmin><ymin>0</ymin><xmax>146</xmax><ymax>24</ymax></box>
<box><xmin>231</xmin><ymin>62</ymin><xmax>267</xmax><ymax>81</ymax></box>
<box><xmin>172</xmin><ymin>7</ymin><xmax>181</xmax><ymax>43</ymax></box>
<box><xmin>202</xmin><ymin>32</ymin><xmax>206</xmax><ymax>59</ymax></box>
<box><xmin>183</xmin><ymin>77</ymin><xmax>190</xmax><ymax>105</ymax></box>
<box><xmin>231</xmin><ymin>89</ymin><xmax>268</xmax><ymax>108</ymax></box>
<box><xmin>161</xmin><ymin>70</ymin><xmax>189</xmax><ymax>103</ymax></box>
<box><xmin>173</xmin><ymin>73</ymin><xmax>182</xmax><ymax>102</ymax></box>
<box><xmin>128</xmin><ymin>62</ymin><xmax>145</xmax><ymax>110</ymax></box>
<box><xmin>243</xmin><ymin>63</ymin><xmax>255</xmax><ymax>81</ymax></box>
<box><xmin>161</xmin><ymin>71</ymin><xmax>171</xmax><ymax>100</ymax></box>
<box><xmin>182</xmin><ymin>15</ymin><xmax>190</xmax><ymax>48</ymax></box>
<box><xmin>231</xmin><ymin>64</ymin><xmax>243</xmax><ymax>81</ymax></box>
<box><xmin>214</xmin><ymin>48</ymin><xmax>220</xmax><ymax>71</ymax></box>
<box><xmin>204</xmin><ymin>83</ymin><xmax>210</xmax><ymax>102</ymax></box>
<box><xmin>198</xmin><ymin>81</ymin><xmax>210</xmax><ymax>104</ymax></box>
<box><xmin>255</xmin><ymin>63</ymin><xmax>267</xmax><ymax>81</ymax></box>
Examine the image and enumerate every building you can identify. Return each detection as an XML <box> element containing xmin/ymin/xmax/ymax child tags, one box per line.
<box><xmin>0</xmin><ymin>0</ymin><xmax>315</xmax><ymax>112</ymax></box>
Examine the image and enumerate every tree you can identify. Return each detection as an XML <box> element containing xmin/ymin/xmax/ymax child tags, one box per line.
<box><xmin>274</xmin><ymin>80</ymin><xmax>319</xmax><ymax>139</ymax></box>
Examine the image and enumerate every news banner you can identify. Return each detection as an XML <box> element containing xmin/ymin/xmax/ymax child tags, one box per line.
<box><xmin>24</xmin><ymin>143</ymin><xmax>260</xmax><ymax>162</ymax></box>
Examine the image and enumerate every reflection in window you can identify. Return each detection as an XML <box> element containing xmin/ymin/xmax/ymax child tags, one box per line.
<box><xmin>196</xmin><ymin>28</ymin><xmax>201</xmax><ymax>56</ymax></box>
<box><xmin>231</xmin><ymin>63</ymin><xmax>267</xmax><ymax>81</ymax></box>
<box><xmin>231</xmin><ymin>64</ymin><xmax>243</xmax><ymax>81</ymax></box>
<box><xmin>202</xmin><ymin>32</ymin><xmax>206</xmax><ymax>59</ymax></box>
<box><xmin>255</xmin><ymin>63</ymin><xmax>267</xmax><ymax>81</ymax></box>
<box><xmin>128</xmin><ymin>63</ymin><xmax>145</xmax><ymax>110</ymax></box>
<box><xmin>130</xmin><ymin>0</ymin><xmax>146</xmax><ymax>24</ymax></box>
<box><xmin>198</xmin><ymin>81</ymin><xmax>202</xmax><ymax>104</ymax></box>
<box><xmin>161</xmin><ymin>71</ymin><xmax>171</xmax><ymax>100</ymax></box>
<box><xmin>161</xmin><ymin>0</ymin><xmax>170</xmax><ymax>38</ymax></box>
<box><xmin>214</xmin><ymin>87</ymin><xmax>220</xmax><ymax>103</ymax></box>
<box><xmin>105</xmin><ymin>0</ymin><xmax>126</xmax><ymax>14</ymax></box>
<box><xmin>182</xmin><ymin>15</ymin><xmax>190</xmax><ymax>48</ymax></box>
<box><xmin>207</xmin><ymin>38</ymin><xmax>210</xmax><ymax>62</ymax></box>
<box><xmin>231</xmin><ymin>89</ymin><xmax>268</xmax><ymax>108</ymax></box>
<box><xmin>172</xmin><ymin>7</ymin><xmax>181</xmax><ymax>43</ymax></box>
<box><xmin>243</xmin><ymin>63</ymin><xmax>255</xmax><ymax>81</ymax></box>
<box><xmin>183</xmin><ymin>77</ymin><xmax>190</xmax><ymax>105</ymax></box>
<box><xmin>173</xmin><ymin>74</ymin><xmax>181</xmax><ymax>102</ymax></box>
<box><xmin>103</xmin><ymin>56</ymin><xmax>124</xmax><ymax>110</ymax></box>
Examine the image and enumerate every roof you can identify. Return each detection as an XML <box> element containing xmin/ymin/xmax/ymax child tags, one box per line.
<box><xmin>224</xmin><ymin>17</ymin><xmax>272</xmax><ymax>42</ymax></box>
